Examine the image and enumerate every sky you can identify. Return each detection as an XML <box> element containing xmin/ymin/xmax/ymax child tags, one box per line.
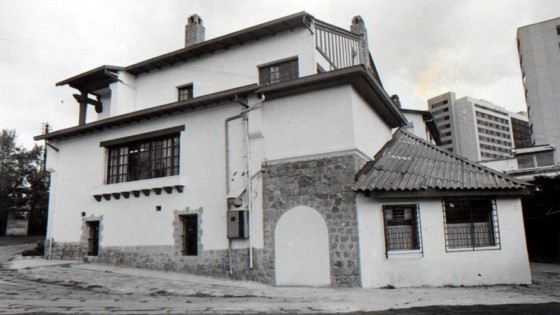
<box><xmin>1</xmin><ymin>0</ymin><xmax>559</xmax><ymax>148</ymax></box>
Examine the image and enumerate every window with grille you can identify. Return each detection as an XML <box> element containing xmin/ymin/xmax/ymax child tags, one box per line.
<box><xmin>178</xmin><ymin>84</ymin><xmax>193</xmax><ymax>101</ymax></box>
<box><xmin>105</xmin><ymin>132</ymin><xmax>180</xmax><ymax>184</ymax></box>
<box><xmin>383</xmin><ymin>204</ymin><xmax>422</xmax><ymax>255</ymax></box>
<box><xmin>443</xmin><ymin>199</ymin><xmax>500</xmax><ymax>250</ymax></box>
<box><xmin>259</xmin><ymin>58</ymin><xmax>298</xmax><ymax>85</ymax></box>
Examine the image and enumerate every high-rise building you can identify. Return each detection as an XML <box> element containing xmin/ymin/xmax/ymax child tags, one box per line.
<box><xmin>428</xmin><ymin>92</ymin><xmax>529</xmax><ymax>162</ymax></box>
<box><xmin>517</xmin><ymin>18</ymin><xmax>560</xmax><ymax>163</ymax></box>
<box><xmin>509</xmin><ymin>111</ymin><xmax>532</xmax><ymax>149</ymax></box>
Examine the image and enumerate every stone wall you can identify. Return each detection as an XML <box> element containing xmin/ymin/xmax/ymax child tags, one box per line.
<box><xmin>261</xmin><ymin>153</ymin><xmax>366</xmax><ymax>287</ymax></box>
<box><xmin>46</xmin><ymin>241</ymin><xmax>267</xmax><ymax>281</ymax></box>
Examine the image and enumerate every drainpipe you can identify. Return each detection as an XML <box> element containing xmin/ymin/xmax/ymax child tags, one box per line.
<box><xmin>224</xmin><ymin>95</ymin><xmax>265</xmax><ymax>273</ymax></box>
<box><xmin>239</xmin><ymin>96</ymin><xmax>265</xmax><ymax>269</ymax></box>
<box><xmin>224</xmin><ymin>113</ymin><xmax>243</xmax><ymax>276</ymax></box>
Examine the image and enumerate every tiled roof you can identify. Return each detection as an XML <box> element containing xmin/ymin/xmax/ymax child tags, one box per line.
<box><xmin>354</xmin><ymin>130</ymin><xmax>529</xmax><ymax>196</ymax></box>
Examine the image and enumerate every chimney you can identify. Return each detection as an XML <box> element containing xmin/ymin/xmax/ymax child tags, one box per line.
<box><xmin>185</xmin><ymin>14</ymin><xmax>205</xmax><ymax>47</ymax></box>
<box><xmin>350</xmin><ymin>16</ymin><xmax>371</xmax><ymax>68</ymax></box>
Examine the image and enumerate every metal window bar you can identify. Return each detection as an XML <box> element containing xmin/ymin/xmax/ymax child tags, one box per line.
<box><xmin>491</xmin><ymin>199</ymin><xmax>501</xmax><ymax>249</ymax></box>
<box><xmin>443</xmin><ymin>199</ymin><xmax>500</xmax><ymax>251</ymax></box>
<box><xmin>416</xmin><ymin>204</ymin><xmax>424</xmax><ymax>257</ymax></box>
<box><xmin>383</xmin><ymin>204</ymin><xmax>421</xmax><ymax>258</ymax></box>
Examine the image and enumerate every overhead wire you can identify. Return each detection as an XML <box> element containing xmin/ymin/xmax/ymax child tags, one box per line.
<box><xmin>0</xmin><ymin>32</ymin><xmax>257</xmax><ymax>79</ymax></box>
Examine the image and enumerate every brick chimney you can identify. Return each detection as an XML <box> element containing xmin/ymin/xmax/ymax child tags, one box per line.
<box><xmin>350</xmin><ymin>16</ymin><xmax>370</xmax><ymax>68</ymax></box>
<box><xmin>185</xmin><ymin>14</ymin><xmax>205</xmax><ymax>47</ymax></box>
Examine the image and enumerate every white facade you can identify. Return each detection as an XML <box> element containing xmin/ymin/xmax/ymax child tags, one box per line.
<box><xmin>40</xmin><ymin>12</ymin><xmax>531</xmax><ymax>288</ymax></box>
<box><xmin>357</xmin><ymin>196</ymin><xmax>531</xmax><ymax>288</ymax></box>
<box><xmin>517</xmin><ymin>18</ymin><xmax>560</xmax><ymax>163</ymax></box>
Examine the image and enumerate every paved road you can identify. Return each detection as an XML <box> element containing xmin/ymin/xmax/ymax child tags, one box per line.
<box><xmin>1</xmin><ymin>239</ymin><xmax>559</xmax><ymax>314</ymax></box>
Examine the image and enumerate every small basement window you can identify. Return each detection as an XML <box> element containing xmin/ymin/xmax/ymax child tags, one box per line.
<box><xmin>258</xmin><ymin>57</ymin><xmax>298</xmax><ymax>85</ymax></box>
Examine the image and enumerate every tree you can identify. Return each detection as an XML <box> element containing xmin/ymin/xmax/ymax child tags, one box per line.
<box><xmin>0</xmin><ymin>129</ymin><xmax>49</xmax><ymax>235</ymax></box>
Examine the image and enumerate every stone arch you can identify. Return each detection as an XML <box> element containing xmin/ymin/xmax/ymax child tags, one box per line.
<box><xmin>274</xmin><ymin>206</ymin><xmax>330</xmax><ymax>286</ymax></box>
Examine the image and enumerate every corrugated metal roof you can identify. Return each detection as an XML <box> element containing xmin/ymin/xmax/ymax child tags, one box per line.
<box><xmin>354</xmin><ymin>130</ymin><xmax>529</xmax><ymax>195</ymax></box>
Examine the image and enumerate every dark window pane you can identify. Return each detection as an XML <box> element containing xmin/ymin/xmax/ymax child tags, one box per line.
<box><xmin>383</xmin><ymin>205</ymin><xmax>420</xmax><ymax>251</ymax></box>
<box><xmin>106</xmin><ymin>133</ymin><xmax>180</xmax><ymax>184</ymax></box>
<box><xmin>259</xmin><ymin>58</ymin><xmax>299</xmax><ymax>85</ymax></box>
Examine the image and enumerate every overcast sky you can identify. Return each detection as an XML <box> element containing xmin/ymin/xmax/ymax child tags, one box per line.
<box><xmin>1</xmin><ymin>0</ymin><xmax>559</xmax><ymax>148</ymax></box>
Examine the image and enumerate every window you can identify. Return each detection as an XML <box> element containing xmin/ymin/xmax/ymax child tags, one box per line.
<box><xmin>556</xmin><ymin>25</ymin><xmax>560</xmax><ymax>35</ymax></box>
<box><xmin>383</xmin><ymin>205</ymin><xmax>422</xmax><ymax>254</ymax></box>
<box><xmin>178</xmin><ymin>84</ymin><xmax>193</xmax><ymax>101</ymax></box>
<box><xmin>181</xmin><ymin>214</ymin><xmax>198</xmax><ymax>256</ymax></box>
<box><xmin>104</xmin><ymin>128</ymin><xmax>182</xmax><ymax>184</ymax></box>
<box><xmin>443</xmin><ymin>199</ymin><xmax>500</xmax><ymax>250</ymax></box>
<box><xmin>259</xmin><ymin>57</ymin><xmax>298</xmax><ymax>85</ymax></box>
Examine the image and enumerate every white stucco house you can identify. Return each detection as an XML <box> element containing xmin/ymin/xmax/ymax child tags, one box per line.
<box><xmin>36</xmin><ymin>12</ymin><xmax>532</xmax><ymax>288</ymax></box>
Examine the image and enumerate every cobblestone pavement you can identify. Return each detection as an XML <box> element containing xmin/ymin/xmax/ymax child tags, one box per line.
<box><xmin>0</xmin><ymin>243</ymin><xmax>559</xmax><ymax>314</ymax></box>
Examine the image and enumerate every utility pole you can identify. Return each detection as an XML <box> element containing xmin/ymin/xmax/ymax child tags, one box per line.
<box><xmin>41</xmin><ymin>122</ymin><xmax>50</xmax><ymax>172</ymax></box>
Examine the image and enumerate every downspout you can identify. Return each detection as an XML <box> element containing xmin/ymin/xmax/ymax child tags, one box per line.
<box><xmin>224</xmin><ymin>113</ymin><xmax>243</xmax><ymax>276</ymax></box>
<box><xmin>239</xmin><ymin>96</ymin><xmax>265</xmax><ymax>269</ymax></box>
<box><xmin>224</xmin><ymin>95</ymin><xmax>265</xmax><ymax>273</ymax></box>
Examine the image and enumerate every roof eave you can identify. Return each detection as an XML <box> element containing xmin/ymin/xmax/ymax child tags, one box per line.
<box><xmin>56</xmin><ymin>65</ymin><xmax>124</xmax><ymax>90</ymax></box>
<box><xmin>256</xmin><ymin>66</ymin><xmax>407</xmax><ymax>128</ymax></box>
<box><xmin>125</xmin><ymin>11</ymin><xmax>311</xmax><ymax>76</ymax></box>
<box><xmin>357</xmin><ymin>187</ymin><xmax>532</xmax><ymax>199</ymax></box>
<box><xmin>35</xmin><ymin>83</ymin><xmax>258</xmax><ymax>141</ymax></box>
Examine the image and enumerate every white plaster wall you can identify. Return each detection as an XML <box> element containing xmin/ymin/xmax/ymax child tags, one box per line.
<box><xmin>480</xmin><ymin>158</ymin><xmax>519</xmax><ymax>172</ymax></box>
<box><xmin>357</xmin><ymin>195</ymin><xmax>531</xmax><ymax>288</ymax></box>
<box><xmin>402</xmin><ymin>112</ymin><xmax>428</xmax><ymax>141</ymax></box>
<box><xmin>110</xmin><ymin>72</ymin><xmax>137</xmax><ymax>116</ymax></box>
<box><xmin>351</xmin><ymin>89</ymin><xmax>393</xmax><ymax>157</ymax></box>
<box><xmin>48</xmin><ymin>101</ymin><xmax>257</xmax><ymax>250</ymax></box>
<box><xmin>262</xmin><ymin>86</ymin><xmax>356</xmax><ymax>161</ymax></box>
<box><xmin>132</xmin><ymin>29</ymin><xmax>315</xmax><ymax>112</ymax></box>
<box><xmin>275</xmin><ymin>206</ymin><xmax>330</xmax><ymax>286</ymax></box>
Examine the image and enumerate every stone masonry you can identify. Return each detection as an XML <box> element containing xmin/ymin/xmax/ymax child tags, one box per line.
<box><xmin>261</xmin><ymin>153</ymin><xmax>367</xmax><ymax>287</ymax></box>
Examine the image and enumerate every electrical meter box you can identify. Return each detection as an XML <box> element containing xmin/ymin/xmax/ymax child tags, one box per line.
<box><xmin>227</xmin><ymin>210</ymin><xmax>249</xmax><ymax>239</ymax></box>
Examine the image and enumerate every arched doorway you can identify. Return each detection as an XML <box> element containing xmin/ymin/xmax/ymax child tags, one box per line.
<box><xmin>274</xmin><ymin>206</ymin><xmax>330</xmax><ymax>286</ymax></box>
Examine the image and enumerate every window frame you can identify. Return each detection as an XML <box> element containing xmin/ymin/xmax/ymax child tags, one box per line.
<box><xmin>102</xmin><ymin>126</ymin><xmax>183</xmax><ymax>185</ymax></box>
<box><xmin>177</xmin><ymin>83</ymin><xmax>193</xmax><ymax>101</ymax></box>
<box><xmin>258</xmin><ymin>56</ymin><xmax>299</xmax><ymax>86</ymax></box>
<box><xmin>382</xmin><ymin>204</ymin><xmax>423</xmax><ymax>258</ymax></box>
<box><xmin>442</xmin><ymin>198</ymin><xmax>501</xmax><ymax>252</ymax></box>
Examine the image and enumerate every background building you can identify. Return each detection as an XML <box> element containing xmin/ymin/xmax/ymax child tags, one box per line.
<box><xmin>517</xmin><ymin>18</ymin><xmax>560</xmax><ymax>163</ymax></box>
<box><xmin>428</xmin><ymin>92</ymin><xmax>529</xmax><ymax>162</ymax></box>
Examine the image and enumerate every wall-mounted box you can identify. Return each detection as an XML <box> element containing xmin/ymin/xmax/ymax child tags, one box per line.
<box><xmin>227</xmin><ymin>210</ymin><xmax>249</xmax><ymax>239</ymax></box>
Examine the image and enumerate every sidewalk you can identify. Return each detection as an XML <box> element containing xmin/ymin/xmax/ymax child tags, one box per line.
<box><xmin>5</xmin><ymin>254</ymin><xmax>559</xmax><ymax>313</ymax></box>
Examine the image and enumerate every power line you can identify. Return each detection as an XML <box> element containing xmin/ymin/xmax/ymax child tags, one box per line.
<box><xmin>0</xmin><ymin>32</ymin><xmax>258</xmax><ymax>79</ymax></box>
